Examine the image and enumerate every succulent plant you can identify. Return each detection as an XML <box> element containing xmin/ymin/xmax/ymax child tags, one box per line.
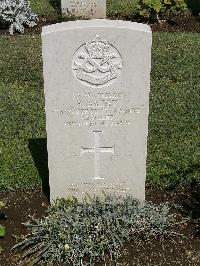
<box><xmin>13</xmin><ymin>195</ymin><xmax>178</xmax><ymax>265</ymax></box>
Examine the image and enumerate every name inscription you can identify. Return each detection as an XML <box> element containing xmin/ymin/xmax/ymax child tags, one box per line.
<box><xmin>54</xmin><ymin>91</ymin><xmax>143</xmax><ymax>128</ymax></box>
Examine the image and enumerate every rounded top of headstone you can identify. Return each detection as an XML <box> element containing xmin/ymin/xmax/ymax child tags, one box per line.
<box><xmin>42</xmin><ymin>19</ymin><xmax>151</xmax><ymax>35</ymax></box>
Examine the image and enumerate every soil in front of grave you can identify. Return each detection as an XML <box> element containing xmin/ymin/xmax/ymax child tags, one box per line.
<box><xmin>149</xmin><ymin>14</ymin><xmax>200</xmax><ymax>33</ymax></box>
<box><xmin>0</xmin><ymin>184</ymin><xmax>200</xmax><ymax>266</ymax></box>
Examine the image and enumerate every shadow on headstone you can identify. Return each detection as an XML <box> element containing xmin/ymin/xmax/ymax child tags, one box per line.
<box><xmin>49</xmin><ymin>0</ymin><xmax>61</xmax><ymax>13</ymax></box>
<box><xmin>28</xmin><ymin>138</ymin><xmax>50</xmax><ymax>201</ymax></box>
<box><xmin>187</xmin><ymin>0</ymin><xmax>200</xmax><ymax>15</ymax></box>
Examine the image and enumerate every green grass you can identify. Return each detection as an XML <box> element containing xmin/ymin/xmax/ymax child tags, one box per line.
<box><xmin>30</xmin><ymin>0</ymin><xmax>58</xmax><ymax>17</ymax></box>
<box><xmin>107</xmin><ymin>0</ymin><xmax>139</xmax><ymax>18</ymax></box>
<box><xmin>149</xmin><ymin>33</ymin><xmax>200</xmax><ymax>187</ymax></box>
<box><xmin>0</xmin><ymin>35</ymin><xmax>45</xmax><ymax>189</ymax></box>
<box><xmin>0</xmin><ymin>32</ymin><xmax>199</xmax><ymax>190</ymax></box>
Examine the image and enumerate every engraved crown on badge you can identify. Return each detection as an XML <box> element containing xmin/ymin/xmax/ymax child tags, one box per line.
<box><xmin>85</xmin><ymin>35</ymin><xmax>109</xmax><ymax>59</ymax></box>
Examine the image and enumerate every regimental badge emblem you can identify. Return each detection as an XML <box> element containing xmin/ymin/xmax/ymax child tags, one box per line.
<box><xmin>72</xmin><ymin>35</ymin><xmax>123</xmax><ymax>87</ymax></box>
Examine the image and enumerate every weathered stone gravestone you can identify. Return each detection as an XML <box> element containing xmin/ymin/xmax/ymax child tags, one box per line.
<box><xmin>42</xmin><ymin>20</ymin><xmax>152</xmax><ymax>201</ymax></box>
<box><xmin>61</xmin><ymin>0</ymin><xmax>106</xmax><ymax>19</ymax></box>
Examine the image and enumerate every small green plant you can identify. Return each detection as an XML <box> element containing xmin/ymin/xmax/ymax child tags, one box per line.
<box><xmin>138</xmin><ymin>0</ymin><xmax>188</xmax><ymax>20</ymax></box>
<box><xmin>0</xmin><ymin>201</ymin><xmax>6</xmax><ymax>253</ymax></box>
<box><xmin>13</xmin><ymin>195</ymin><xmax>180</xmax><ymax>265</ymax></box>
<box><xmin>0</xmin><ymin>225</ymin><xmax>6</xmax><ymax>237</ymax></box>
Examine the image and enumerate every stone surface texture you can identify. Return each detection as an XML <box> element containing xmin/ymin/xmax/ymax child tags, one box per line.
<box><xmin>61</xmin><ymin>0</ymin><xmax>106</xmax><ymax>19</ymax></box>
<box><xmin>42</xmin><ymin>20</ymin><xmax>152</xmax><ymax>201</ymax></box>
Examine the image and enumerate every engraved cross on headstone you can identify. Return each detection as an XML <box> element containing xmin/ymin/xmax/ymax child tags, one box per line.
<box><xmin>81</xmin><ymin>131</ymin><xmax>114</xmax><ymax>180</ymax></box>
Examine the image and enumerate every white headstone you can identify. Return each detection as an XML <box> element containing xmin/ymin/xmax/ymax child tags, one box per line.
<box><xmin>42</xmin><ymin>20</ymin><xmax>152</xmax><ymax>201</ymax></box>
<box><xmin>61</xmin><ymin>0</ymin><xmax>106</xmax><ymax>19</ymax></box>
